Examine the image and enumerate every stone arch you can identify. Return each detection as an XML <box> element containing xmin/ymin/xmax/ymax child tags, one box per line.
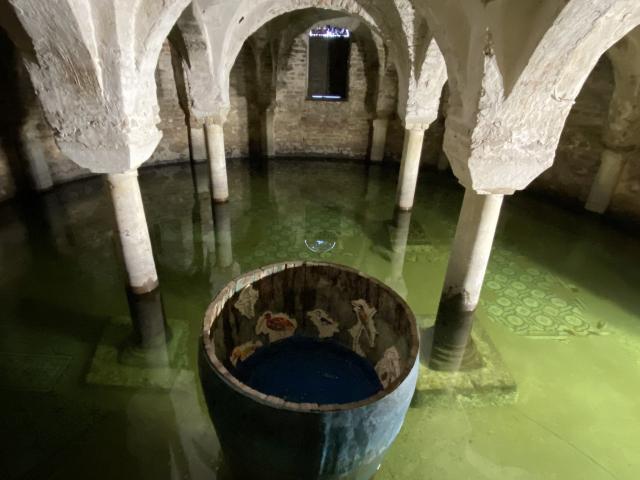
<box><xmin>215</xmin><ymin>0</ymin><xmax>411</xmax><ymax>116</ymax></box>
<box><xmin>417</xmin><ymin>0</ymin><xmax>640</xmax><ymax>193</ymax></box>
<box><xmin>172</xmin><ymin>4</ymin><xmax>222</xmax><ymax>121</ymax></box>
<box><xmin>603</xmin><ymin>27</ymin><xmax>640</xmax><ymax>148</ymax></box>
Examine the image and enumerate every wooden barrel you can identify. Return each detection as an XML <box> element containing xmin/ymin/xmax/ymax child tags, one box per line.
<box><xmin>199</xmin><ymin>261</ymin><xmax>419</xmax><ymax>480</ymax></box>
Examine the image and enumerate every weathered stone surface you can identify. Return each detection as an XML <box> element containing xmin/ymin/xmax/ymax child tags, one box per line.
<box><xmin>6</xmin><ymin>0</ymin><xmax>191</xmax><ymax>173</ymax></box>
<box><xmin>415</xmin><ymin>318</ymin><xmax>518</xmax><ymax>408</ymax></box>
<box><xmin>0</xmin><ymin>0</ymin><xmax>640</xmax><ymax>226</ymax></box>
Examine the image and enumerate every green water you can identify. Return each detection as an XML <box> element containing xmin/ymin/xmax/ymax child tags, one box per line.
<box><xmin>1</xmin><ymin>158</ymin><xmax>639</xmax><ymax>479</ymax></box>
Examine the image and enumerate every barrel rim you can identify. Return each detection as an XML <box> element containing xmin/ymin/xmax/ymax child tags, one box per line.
<box><xmin>201</xmin><ymin>260</ymin><xmax>420</xmax><ymax>413</ymax></box>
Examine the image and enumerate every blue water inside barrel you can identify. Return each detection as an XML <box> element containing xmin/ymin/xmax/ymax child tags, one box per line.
<box><xmin>234</xmin><ymin>336</ymin><xmax>383</xmax><ymax>404</ymax></box>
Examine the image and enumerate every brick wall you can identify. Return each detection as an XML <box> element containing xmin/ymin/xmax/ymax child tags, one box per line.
<box><xmin>273</xmin><ymin>34</ymin><xmax>372</xmax><ymax>158</ymax></box>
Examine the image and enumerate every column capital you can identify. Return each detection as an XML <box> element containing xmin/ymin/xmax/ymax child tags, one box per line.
<box><xmin>403</xmin><ymin>116</ymin><xmax>431</xmax><ymax>132</ymax></box>
<box><xmin>203</xmin><ymin>107</ymin><xmax>230</xmax><ymax>126</ymax></box>
<box><xmin>108</xmin><ymin>169</ymin><xmax>139</xmax><ymax>180</ymax></box>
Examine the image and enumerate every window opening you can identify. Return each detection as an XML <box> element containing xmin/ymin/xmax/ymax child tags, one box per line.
<box><xmin>307</xmin><ymin>25</ymin><xmax>351</xmax><ymax>101</ymax></box>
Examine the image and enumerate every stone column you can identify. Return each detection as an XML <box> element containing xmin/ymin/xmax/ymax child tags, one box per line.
<box><xmin>188</xmin><ymin>121</ymin><xmax>207</xmax><ymax>162</ymax></box>
<box><xmin>396</xmin><ymin>127</ymin><xmax>426</xmax><ymax>211</ymax></box>
<box><xmin>585</xmin><ymin>148</ymin><xmax>626</xmax><ymax>214</ymax></box>
<box><xmin>107</xmin><ymin>170</ymin><xmax>159</xmax><ymax>294</ymax></box>
<box><xmin>21</xmin><ymin>139</ymin><xmax>54</xmax><ymax>191</ymax></box>
<box><xmin>20</xmin><ymin>117</ymin><xmax>54</xmax><ymax>191</ymax></box>
<box><xmin>370</xmin><ymin>117</ymin><xmax>389</xmax><ymax>162</ymax></box>
<box><xmin>204</xmin><ymin>118</ymin><xmax>229</xmax><ymax>203</ymax></box>
<box><xmin>263</xmin><ymin>106</ymin><xmax>276</xmax><ymax>157</ymax></box>
<box><xmin>429</xmin><ymin>189</ymin><xmax>503</xmax><ymax>371</ymax></box>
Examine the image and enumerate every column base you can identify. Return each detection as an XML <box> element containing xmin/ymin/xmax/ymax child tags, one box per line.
<box><xmin>428</xmin><ymin>293</ymin><xmax>476</xmax><ymax>372</ymax></box>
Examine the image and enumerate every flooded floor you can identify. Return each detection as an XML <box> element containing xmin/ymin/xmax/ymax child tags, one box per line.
<box><xmin>1</xmin><ymin>159</ymin><xmax>639</xmax><ymax>479</ymax></box>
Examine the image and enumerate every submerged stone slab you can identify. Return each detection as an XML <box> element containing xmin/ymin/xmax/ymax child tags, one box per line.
<box><xmin>86</xmin><ymin>316</ymin><xmax>189</xmax><ymax>390</ymax></box>
<box><xmin>414</xmin><ymin>319</ymin><xmax>517</xmax><ymax>408</ymax></box>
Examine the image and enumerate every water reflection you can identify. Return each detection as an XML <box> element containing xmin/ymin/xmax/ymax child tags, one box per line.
<box><xmin>213</xmin><ymin>201</ymin><xmax>233</xmax><ymax>268</ymax></box>
<box><xmin>384</xmin><ymin>209</ymin><xmax>411</xmax><ymax>298</ymax></box>
<box><xmin>2</xmin><ymin>160</ymin><xmax>639</xmax><ymax>478</ymax></box>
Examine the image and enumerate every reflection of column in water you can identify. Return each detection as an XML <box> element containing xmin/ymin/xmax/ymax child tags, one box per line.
<box><xmin>122</xmin><ymin>287</ymin><xmax>170</xmax><ymax>368</ymax></box>
<box><xmin>123</xmin><ymin>286</ymin><xmax>217</xmax><ymax>478</ymax></box>
<box><xmin>40</xmin><ymin>191</ymin><xmax>73</xmax><ymax>254</ymax></box>
<box><xmin>168</xmin><ymin>370</ymin><xmax>221</xmax><ymax>478</ymax></box>
<box><xmin>190</xmin><ymin>192</ymin><xmax>205</xmax><ymax>272</ymax></box>
<box><xmin>385</xmin><ymin>209</ymin><xmax>411</xmax><ymax>298</ymax></box>
<box><xmin>213</xmin><ymin>201</ymin><xmax>233</xmax><ymax>268</ymax></box>
<box><xmin>364</xmin><ymin>164</ymin><xmax>382</xmax><ymax>203</ymax></box>
<box><xmin>179</xmin><ymin>215</ymin><xmax>195</xmax><ymax>272</ymax></box>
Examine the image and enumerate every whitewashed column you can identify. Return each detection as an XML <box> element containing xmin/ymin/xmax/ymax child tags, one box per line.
<box><xmin>585</xmin><ymin>148</ymin><xmax>626</xmax><ymax>214</ymax></box>
<box><xmin>188</xmin><ymin>120</ymin><xmax>207</xmax><ymax>162</ymax></box>
<box><xmin>107</xmin><ymin>170</ymin><xmax>159</xmax><ymax>294</ymax></box>
<box><xmin>204</xmin><ymin>117</ymin><xmax>229</xmax><ymax>203</ymax></box>
<box><xmin>429</xmin><ymin>189</ymin><xmax>503</xmax><ymax>371</ymax></box>
<box><xmin>396</xmin><ymin>126</ymin><xmax>426</xmax><ymax>210</ymax></box>
<box><xmin>20</xmin><ymin>118</ymin><xmax>54</xmax><ymax>191</ymax></box>
<box><xmin>442</xmin><ymin>189</ymin><xmax>503</xmax><ymax>310</ymax></box>
<box><xmin>370</xmin><ymin>117</ymin><xmax>389</xmax><ymax>162</ymax></box>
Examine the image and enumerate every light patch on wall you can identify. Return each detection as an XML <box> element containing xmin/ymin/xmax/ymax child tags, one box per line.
<box><xmin>309</xmin><ymin>25</ymin><xmax>350</xmax><ymax>38</ymax></box>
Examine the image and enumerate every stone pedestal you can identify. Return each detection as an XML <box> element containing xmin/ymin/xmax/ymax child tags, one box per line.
<box><xmin>396</xmin><ymin>128</ymin><xmax>425</xmax><ymax>211</ymax></box>
<box><xmin>585</xmin><ymin>148</ymin><xmax>625</xmax><ymax>214</ymax></box>
<box><xmin>370</xmin><ymin>117</ymin><xmax>389</xmax><ymax>162</ymax></box>
<box><xmin>430</xmin><ymin>189</ymin><xmax>503</xmax><ymax>370</ymax></box>
<box><xmin>204</xmin><ymin>121</ymin><xmax>229</xmax><ymax>203</ymax></box>
<box><xmin>107</xmin><ymin>170</ymin><xmax>159</xmax><ymax>294</ymax></box>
